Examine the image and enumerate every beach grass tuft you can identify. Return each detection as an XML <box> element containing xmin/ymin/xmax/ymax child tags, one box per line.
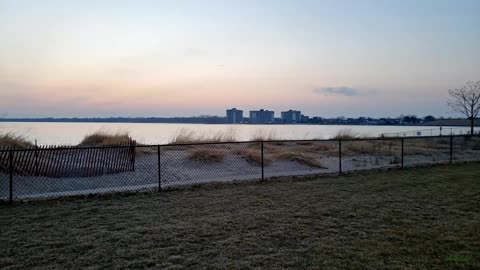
<box><xmin>187</xmin><ymin>148</ymin><xmax>225</xmax><ymax>162</ymax></box>
<box><xmin>169</xmin><ymin>128</ymin><xmax>237</xmax><ymax>144</ymax></box>
<box><xmin>235</xmin><ymin>147</ymin><xmax>270</xmax><ymax>165</ymax></box>
<box><xmin>250</xmin><ymin>129</ymin><xmax>279</xmax><ymax>141</ymax></box>
<box><xmin>273</xmin><ymin>151</ymin><xmax>325</xmax><ymax>168</ymax></box>
<box><xmin>332</xmin><ymin>128</ymin><xmax>362</xmax><ymax>140</ymax></box>
<box><xmin>79</xmin><ymin>131</ymin><xmax>132</xmax><ymax>146</ymax></box>
<box><xmin>0</xmin><ymin>132</ymin><xmax>35</xmax><ymax>149</ymax></box>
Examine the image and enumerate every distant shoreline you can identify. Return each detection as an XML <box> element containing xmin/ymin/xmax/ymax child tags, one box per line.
<box><xmin>0</xmin><ymin>118</ymin><xmax>478</xmax><ymax>127</ymax></box>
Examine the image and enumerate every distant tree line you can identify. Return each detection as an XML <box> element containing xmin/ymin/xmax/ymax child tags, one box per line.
<box><xmin>0</xmin><ymin>115</ymin><xmax>450</xmax><ymax>125</ymax></box>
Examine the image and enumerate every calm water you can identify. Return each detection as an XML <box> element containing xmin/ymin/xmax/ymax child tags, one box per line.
<box><xmin>0</xmin><ymin>122</ymin><xmax>474</xmax><ymax>146</ymax></box>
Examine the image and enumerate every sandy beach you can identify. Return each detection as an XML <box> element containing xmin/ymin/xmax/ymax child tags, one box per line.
<box><xmin>2</xmin><ymin>139</ymin><xmax>479</xmax><ymax>200</ymax></box>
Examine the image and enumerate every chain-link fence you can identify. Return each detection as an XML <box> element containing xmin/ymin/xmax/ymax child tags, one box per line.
<box><xmin>341</xmin><ymin>138</ymin><xmax>402</xmax><ymax>172</ymax></box>
<box><xmin>1</xmin><ymin>134</ymin><xmax>479</xmax><ymax>202</ymax></box>
<box><xmin>381</xmin><ymin>127</ymin><xmax>480</xmax><ymax>137</ymax></box>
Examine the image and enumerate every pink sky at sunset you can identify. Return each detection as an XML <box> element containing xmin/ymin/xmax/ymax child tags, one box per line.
<box><xmin>1</xmin><ymin>0</ymin><xmax>479</xmax><ymax>118</ymax></box>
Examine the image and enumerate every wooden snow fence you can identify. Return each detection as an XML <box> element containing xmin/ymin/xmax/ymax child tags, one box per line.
<box><xmin>0</xmin><ymin>139</ymin><xmax>136</xmax><ymax>178</ymax></box>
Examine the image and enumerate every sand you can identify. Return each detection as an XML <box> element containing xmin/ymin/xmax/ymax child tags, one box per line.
<box><xmin>1</xmin><ymin>145</ymin><xmax>479</xmax><ymax>200</ymax></box>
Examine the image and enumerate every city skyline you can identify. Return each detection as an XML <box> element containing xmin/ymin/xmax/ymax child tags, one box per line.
<box><xmin>1</xmin><ymin>0</ymin><xmax>479</xmax><ymax>118</ymax></box>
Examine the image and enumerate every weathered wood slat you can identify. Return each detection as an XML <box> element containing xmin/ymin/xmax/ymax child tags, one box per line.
<box><xmin>89</xmin><ymin>147</ymin><xmax>100</xmax><ymax>177</ymax></box>
<box><xmin>1</xmin><ymin>140</ymin><xmax>136</xmax><ymax>178</ymax></box>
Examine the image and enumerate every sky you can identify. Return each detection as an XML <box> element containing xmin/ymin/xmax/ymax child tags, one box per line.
<box><xmin>1</xmin><ymin>0</ymin><xmax>479</xmax><ymax>118</ymax></box>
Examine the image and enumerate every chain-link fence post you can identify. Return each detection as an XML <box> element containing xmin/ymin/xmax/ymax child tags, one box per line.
<box><xmin>34</xmin><ymin>140</ymin><xmax>39</xmax><ymax>176</ymax></box>
<box><xmin>401</xmin><ymin>138</ymin><xmax>404</xmax><ymax>168</ymax></box>
<box><xmin>157</xmin><ymin>145</ymin><xmax>162</xmax><ymax>192</ymax></box>
<box><xmin>261</xmin><ymin>141</ymin><xmax>264</xmax><ymax>181</ymax></box>
<box><xmin>338</xmin><ymin>139</ymin><xmax>342</xmax><ymax>174</ymax></box>
<box><xmin>450</xmin><ymin>134</ymin><xmax>453</xmax><ymax>164</ymax></box>
<box><xmin>9</xmin><ymin>150</ymin><xmax>13</xmax><ymax>204</ymax></box>
<box><xmin>130</xmin><ymin>141</ymin><xmax>136</xmax><ymax>172</ymax></box>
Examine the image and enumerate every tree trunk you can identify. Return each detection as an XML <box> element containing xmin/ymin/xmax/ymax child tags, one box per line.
<box><xmin>471</xmin><ymin>117</ymin><xmax>475</xmax><ymax>135</ymax></box>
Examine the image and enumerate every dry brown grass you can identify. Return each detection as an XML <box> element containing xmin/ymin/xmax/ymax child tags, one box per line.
<box><xmin>306</xmin><ymin>143</ymin><xmax>337</xmax><ymax>154</ymax></box>
<box><xmin>168</xmin><ymin>128</ymin><xmax>237</xmax><ymax>144</ymax></box>
<box><xmin>296</xmin><ymin>141</ymin><xmax>313</xmax><ymax>146</ymax></box>
<box><xmin>79</xmin><ymin>131</ymin><xmax>131</xmax><ymax>146</ymax></box>
<box><xmin>235</xmin><ymin>148</ymin><xmax>271</xmax><ymax>165</ymax></box>
<box><xmin>404</xmin><ymin>147</ymin><xmax>437</xmax><ymax>156</ymax></box>
<box><xmin>1</xmin><ymin>164</ymin><xmax>479</xmax><ymax>269</ymax></box>
<box><xmin>332</xmin><ymin>128</ymin><xmax>361</xmax><ymax>140</ymax></box>
<box><xmin>403</xmin><ymin>139</ymin><xmax>450</xmax><ymax>156</ymax></box>
<box><xmin>343</xmin><ymin>141</ymin><xmax>397</xmax><ymax>156</ymax></box>
<box><xmin>250</xmin><ymin>129</ymin><xmax>279</xmax><ymax>141</ymax></box>
<box><xmin>344</xmin><ymin>141</ymin><xmax>375</xmax><ymax>155</ymax></box>
<box><xmin>187</xmin><ymin>148</ymin><xmax>225</xmax><ymax>162</ymax></box>
<box><xmin>273</xmin><ymin>151</ymin><xmax>325</xmax><ymax>168</ymax></box>
<box><xmin>0</xmin><ymin>132</ymin><xmax>34</xmax><ymax>149</ymax></box>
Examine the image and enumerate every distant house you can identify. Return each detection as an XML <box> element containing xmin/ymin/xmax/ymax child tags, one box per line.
<box><xmin>249</xmin><ymin>109</ymin><xmax>274</xmax><ymax>124</ymax></box>
<box><xmin>281</xmin><ymin>110</ymin><xmax>302</xmax><ymax>124</ymax></box>
<box><xmin>226</xmin><ymin>108</ymin><xmax>243</xmax><ymax>124</ymax></box>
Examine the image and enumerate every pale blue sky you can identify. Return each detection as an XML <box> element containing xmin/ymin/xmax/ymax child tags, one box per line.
<box><xmin>0</xmin><ymin>0</ymin><xmax>479</xmax><ymax>117</ymax></box>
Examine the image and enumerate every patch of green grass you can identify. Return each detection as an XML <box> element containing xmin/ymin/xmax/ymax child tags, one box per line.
<box><xmin>1</xmin><ymin>163</ymin><xmax>480</xmax><ymax>269</ymax></box>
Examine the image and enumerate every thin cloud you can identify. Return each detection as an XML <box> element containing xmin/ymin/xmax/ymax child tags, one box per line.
<box><xmin>313</xmin><ymin>87</ymin><xmax>377</xmax><ymax>97</ymax></box>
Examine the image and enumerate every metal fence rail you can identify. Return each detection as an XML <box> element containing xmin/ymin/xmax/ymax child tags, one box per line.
<box><xmin>1</xmin><ymin>134</ymin><xmax>479</xmax><ymax>203</ymax></box>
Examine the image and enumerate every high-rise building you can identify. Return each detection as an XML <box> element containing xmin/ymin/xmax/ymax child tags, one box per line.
<box><xmin>249</xmin><ymin>109</ymin><xmax>274</xmax><ymax>124</ymax></box>
<box><xmin>226</xmin><ymin>108</ymin><xmax>243</xmax><ymax>123</ymax></box>
<box><xmin>281</xmin><ymin>110</ymin><xmax>302</xmax><ymax>123</ymax></box>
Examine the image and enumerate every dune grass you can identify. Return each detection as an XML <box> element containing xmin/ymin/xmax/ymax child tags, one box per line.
<box><xmin>273</xmin><ymin>151</ymin><xmax>325</xmax><ymax>168</ymax></box>
<box><xmin>234</xmin><ymin>144</ymin><xmax>326</xmax><ymax>167</ymax></box>
<box><xmin>168</xmin><ymin>128</ymin><xmax>282</xmax><ymax>144</ymax></box>
<box><xmin>78</xmin><ymin>131</ymin><xmax>132</xmax><ymax>146</ymax></box>
<box><xmin>1</xmin><ymin>164</ymin><xmax>479</xmax><ymax>269</ymax></box>
<box><xmin>332</xmin><ymin>128</ymin><xmax>362</xmax><ymax>140</ymax></box>
<box><xmin>168</xmin><ymin>128</ymin><xmax>238</xmax><ymax>144</ymax></box>
<box><xmin>341</xmin><ymin>141</ymin><xmax>398</xmax><ymax>156</ymax></box>
<box><xmin>235</xmin><ymin>147</ymin><xmax>269</xmax><ymax>166</ymax></box>
<box><xmin>0</xmin><ymin>130</ymin><xmax>134</xmax><ymax>148</ymax></box>
<box><xmin>250</xmin><ymin>129</ymin><xmax>279</xmax><ymax>141</ymax></box>
<box><xmin>187</xmin><ymin>148</ymin><xmax>225</xmax><ymax>163</ymax></box>
<box><xmin>0</xmin><ymin>132</ymin><xmax>35</xmax><ymax>149</ymax></box>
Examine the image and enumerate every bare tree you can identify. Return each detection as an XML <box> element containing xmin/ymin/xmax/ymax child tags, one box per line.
<box><xmin>448</xmin><ymin>81</ymin><xmax>480</xmax><ymax>135</ymax></box>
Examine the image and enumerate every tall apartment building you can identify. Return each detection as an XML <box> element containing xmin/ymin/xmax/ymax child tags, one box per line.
<box><xmin>249</xmin><ymin>109</ymin><xmax>274</xmax><ymax>124</ymax></box>
<box><xmin>281</xmin><ymin>110</ymin><xmax>302</xmax><ymax>123</ymax></box>
<box><xmin>226</xmin><ymin>108</ymin><xmax>243</xmax><ymax>123</ymax></box>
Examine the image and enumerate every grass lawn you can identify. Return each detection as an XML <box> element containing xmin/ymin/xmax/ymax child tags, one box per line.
<box><xmin>1</xmin><ymin>164</ymin><xmax>480</xmax><ymax>269</ymax></box>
